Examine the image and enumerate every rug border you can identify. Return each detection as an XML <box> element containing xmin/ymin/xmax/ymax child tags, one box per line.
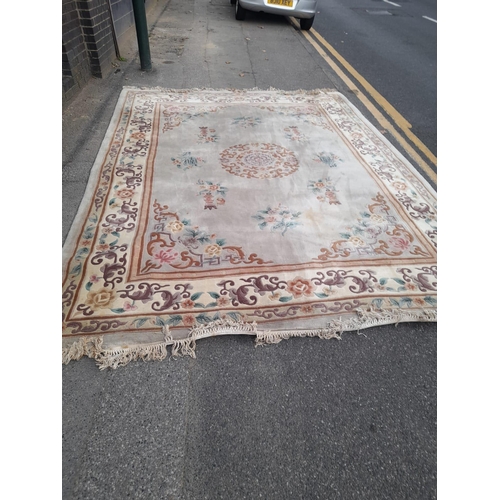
<box><xmin>63</xmin><ymin>88</ymin><xmax>131</xmax><ymax>274</ymax></box>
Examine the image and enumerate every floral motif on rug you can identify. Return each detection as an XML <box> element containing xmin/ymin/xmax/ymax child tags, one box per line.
<box><xmin>62</xmin><ymin>88</ymin><xmax>437</xmax><ymax>368</ymax></box>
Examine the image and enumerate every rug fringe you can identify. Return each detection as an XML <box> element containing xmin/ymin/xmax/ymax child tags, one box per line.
<box><xmin>62</xmin><ymin>309</ymin><xmax>436</xmax><ymax>369</ymax></box>
<box><xmin>255</xmin><ymin>322</ymin><xmax>344</xmax><ymax>346</ymax></box>
<box><xmin>255</xmin><ymin>308</ymin><xmax>436</xmax><ymax>346</ymax></box>
<box><xmin>93</xmin><ymin>327</ymin><xmax>174</xmax><ymax>370</ymax></box>
<box><xmin>170</xmin><ymin>319</ymin><xmax>258</xmax><ymax>359</ymax></box>
<box><xmin>255</xmin><ymin>327</ymin><xmax>342</xmax><ymax>346</ymax></box>
<box><xmin>62</xmin><ymin>336</ymin><xmax>104</xmax><ymax>364</ymax></box>
<box><xmin>95</xmin><ymin>341</ymin><xmax>170</xmax><ymax>370</ymax></box>
<box><xmin>356</xmin><ymin>306</ymin><xmax>437</xmax><ymax>326</ymax></box>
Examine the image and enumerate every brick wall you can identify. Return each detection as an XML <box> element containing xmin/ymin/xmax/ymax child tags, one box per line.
<box><xmin>62</xmin><ymin>0</ymin><xmax>117</xmax><ymax>107</ymax></box>
<box><xmin>63</xmin><ymin>0</ymin><xmax>92</xmax><ymax>104</ymax></box>
<box><xmin>78</xmin><ymin>0</ymin><xmax>116</xmax><ymax>79</ymax></box>
<box><xmin>63</xmin><ymin>0</ymin><xmax>158</xmax><ymax>107</ymax></box>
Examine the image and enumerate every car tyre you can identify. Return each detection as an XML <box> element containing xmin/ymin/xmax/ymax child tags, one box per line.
<box><xmin>300</xmin><ymin>16</ymin><xmax>314</xmax><ymax>30</ymax></box>
<box><xmin>235</xmin><ymin>0</ymin><xmax>246</xmax><ymax>20</ymax></box>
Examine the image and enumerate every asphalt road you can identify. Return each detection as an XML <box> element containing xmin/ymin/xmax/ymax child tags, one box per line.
<box><xmin>314</xmin><ymin>0</ymin><xmax>437</xmax><ymax>157</ymax></box>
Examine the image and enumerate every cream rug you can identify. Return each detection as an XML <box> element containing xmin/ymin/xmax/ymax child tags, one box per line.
<box><xmin>62</xmin><ymin>87</ymin><xmax>437</xmax><ymax>369</ymax></box>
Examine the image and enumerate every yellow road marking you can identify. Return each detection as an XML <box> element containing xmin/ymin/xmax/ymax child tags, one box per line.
<box><xmin>310</xmin><ymin>28</ymin><xmax>437</xmax><ymax>167</ymax></box>
<box><xmin>289</xmin><ymin>18</ymin><xmax>437</xmax><ymax>184</ymax></box>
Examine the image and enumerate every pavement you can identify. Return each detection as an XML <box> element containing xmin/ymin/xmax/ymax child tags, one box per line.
<box><xmin>62</xmin><ymin>0</ymin><xmax>437</xmax><ymax>498</ymax></box>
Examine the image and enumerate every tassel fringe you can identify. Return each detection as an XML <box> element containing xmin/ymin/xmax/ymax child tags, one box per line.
<box><xmin>62</xmin><ymin>336</ymin><xmax>103</xmax><ymax>364</ymax></box>
<box><xmin>255</xmin><ymin>307</ymin><xmax>436</xmax><ymax>346</ymax></box>
<box><xmin>62</xmin><ymin>308</ymin><xmax>436</xmax><ymax>369</ymax></box>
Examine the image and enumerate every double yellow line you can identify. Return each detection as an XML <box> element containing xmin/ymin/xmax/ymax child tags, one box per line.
<box><xmin>290</xmin><ymin>18</ymin><xmax>437</xmax><ymax>184</ymax></box>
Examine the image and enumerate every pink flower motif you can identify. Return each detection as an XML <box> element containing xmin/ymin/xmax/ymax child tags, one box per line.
<box><xmin>217</xmin><ymin>296</ymin><xmax>230</xmax><ymax>307</ymax></box>
<box><xmin>116</xmin><ymin>188</ymin><xmax>135</xmax><ymax>199</ymax></box>
<box><xmin>154</xmin><ymin>249</ymin><xmax>179</xmax><ymax>264</ymax></box>
<box><xmin>183</xmin><ymin>314</ymin><xmax>197</xmax><ymax>327</ymax></box>
<box><xmin>265</xmin><ymin>216</ymin><xmax>276</xmax><ymax>223</ymax></box>
<box><xmin>130</xmin><ymin>132</ymin><xmax>146</xmax><ymax>140</ymax></box>
<box><xmin>216</xmin><ymin>198</ymin><xmax>226</xmax><ymax>205</ymax></box>
<box><xmin>123</xmin><ymin>301</ymin><xmax>137</xmax><ymax>311</ymax></box>
<box><xmin>390</xmin><ymin>237</ymin><xmax>410</xmax><ymax>250</ymax></box>
<box><xmin>96</xmin><ymin>244</ymin><xmax>110</xmax><ymax>252</ymax></box>
<box><xmin>181</xmin><ymin>299</ymin><xmax>195</xmax><ymax>309</ymax></box>
<box><xmin>392</xmin><ymin>181</ymin><xmax>407</xmax><ymax>191</ymax></box>
<box><xmin>286</xmin><ymin>277</ymin><xmax>316</xmax><ymax>299</ymax></box>
<box><xmin>89</xmin><ymin>275</ymin><xmax>101</xmax><ymax>284</ymax></box>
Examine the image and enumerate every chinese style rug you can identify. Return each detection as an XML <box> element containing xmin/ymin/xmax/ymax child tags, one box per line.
<box><xmin>62</xmin><ymin>87</ymin><xmax>437</xmax><ymax>369</ymax></box>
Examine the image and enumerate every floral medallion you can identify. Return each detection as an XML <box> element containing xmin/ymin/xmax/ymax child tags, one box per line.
<box><xmin>219</xmin><ymin>143</ymin><xmax>299</xmax><ymax>179</ymax></box>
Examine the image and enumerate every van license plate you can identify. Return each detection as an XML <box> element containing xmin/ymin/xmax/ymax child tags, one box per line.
<box><xmin>267</xmin><ymin>0</ymin><xmax>293</xmax><ymax>7</ymax></box>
